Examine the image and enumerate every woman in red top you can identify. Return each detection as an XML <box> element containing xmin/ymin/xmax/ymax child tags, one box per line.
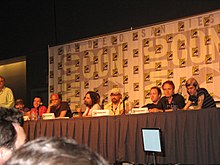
<box><xmin>29</xmin><ymin>96</ymin><xmax>47</xmax><ymax>120</ymax></box>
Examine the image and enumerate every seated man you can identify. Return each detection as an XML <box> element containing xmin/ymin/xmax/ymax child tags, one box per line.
<box><xmin>29</xmin><ymin>96</ymin><xmax>47</xmax><ymax>120</ymax></box>
<box><xmin>157</xmin><ymin>80</ymin><xmax>185</xmax><ymax>112</ymax></box>
<box><xmin>5</xmin><ymin>137</ymin><xmax>108</xmax><ymax>165</ymax></box>
<box><xmin>142</xmin><ymin>86</ymin><xmax>162</xmax><ymax>112</ymax></box>
<box><xmin>14</xmin><ymin>99</ymin><xmax>30</xmax><ymax>116</ymax></box>
<box><xmin>104</xmin><ymin>88</ymin><xmax>131</xmax><ymax>115</ymax></box>
<box><xmin>47</xmin><ymin>93</ymin><xmax>72</xmax><ymax>118</ymax></box>
<box><xmin>83</xmin><ymin>91</ymin><xmax>101</xmax><ymax>117</ymax></box>
<box><xmin>183</xmin><ymin>77</ymin><xmax>216</xmax><ymax>110</ymax></box>
<box><xmin>0</xmin><ymin>108</ymin><xmax>26</xmax><ymax>164</ymax></box>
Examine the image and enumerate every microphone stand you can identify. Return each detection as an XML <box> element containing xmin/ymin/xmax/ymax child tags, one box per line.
<box><xmin>122</xmin><ymin>96</ymin><xmax>129</xmax><ymax>114</ymax></box>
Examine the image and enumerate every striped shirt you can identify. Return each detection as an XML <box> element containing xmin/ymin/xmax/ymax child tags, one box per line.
<box><xmin>190</xmin><ymin>88</ymin><xmax>216</xmax><ymax>109</ymax></box>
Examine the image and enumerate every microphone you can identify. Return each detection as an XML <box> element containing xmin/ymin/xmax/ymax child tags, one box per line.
<box><xmin>123</xmin><ymin>95</ymin><xmax>129</xmax><ymax>102</ymax></box>
<box><xmin>122</xmin><ymin>95</ymin><xmax>129</xmax><ymax>115</ymax></box>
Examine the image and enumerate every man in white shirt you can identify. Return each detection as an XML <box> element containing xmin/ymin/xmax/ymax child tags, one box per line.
<box><xmin>104</xmin><ymin>88</ymin><xmax>131</xmax><ymax>115</ymax></box>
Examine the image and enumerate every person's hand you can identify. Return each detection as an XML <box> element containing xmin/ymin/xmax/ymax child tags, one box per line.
<box><xmin>76</xmin><ymin>107</ymin><xmax>82</xmax><ymax>113</ymax></box>
<box><xmin>49</xmin><ymin>102</ymin><xmax>56</xmax><ymax>107</ymax></box>
<box><xmin>149</xmin><ymin>108</ymin><xmax>163</xmax><ymax>113</ymax></box>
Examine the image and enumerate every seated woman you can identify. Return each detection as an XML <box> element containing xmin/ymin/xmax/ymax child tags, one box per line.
<box><xmin>183</xmin><ymin>78</ymin><xmax>216</xmax><ymax>110</ymax></box>
<box><xmin>30</xmin><ymin>96</ymin><xmax>47</xmax><ymax>120</ymax></box>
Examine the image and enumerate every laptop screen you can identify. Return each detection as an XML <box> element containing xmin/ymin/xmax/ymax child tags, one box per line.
<box><xmin>141</xmin><ymin>128</ymin><xmax>162</xmax><ymax>152</ymax></box>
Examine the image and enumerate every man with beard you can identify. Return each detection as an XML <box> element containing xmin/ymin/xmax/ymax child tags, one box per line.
<box><xmin>83</xmin><ymin>91</ymin><xmax>101</xmax><ymax>117</ymax></box>
<box><xmin>104</xmin><ymin>88</ymin><xmax>131</xmax><ymax>115</ymax></box>
<box><xmin>47</xmin><ymin>93</ymin><xmax>72</xmax><ymax>118</ymax></box>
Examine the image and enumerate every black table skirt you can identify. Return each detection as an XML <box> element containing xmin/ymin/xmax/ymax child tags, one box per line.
<box><xmin>24</xmin><ymin>108</ymin><xmax>220</xmax><ymax>164</ymax></box>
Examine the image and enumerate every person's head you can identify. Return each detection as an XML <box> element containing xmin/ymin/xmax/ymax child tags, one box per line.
<box><xmin>150</xmin><ymin>86</ymin><xmax>162</xmax><ymax>103</ymax></box>
<box><xmin>15</xmin><ymin>99</ymin><xmax>24</xmax><ymax>110</ymax></box>
<box><xmin>162</xmin><ymin>80</ymin><xmax>175</xmax><ymax>98</ymax></box>
<box><xmin>0</xmin><ymin>107</ymin><xmax>24</xmax><ymax>127</ymax></box>
<box><xmin>33</xmin><ymin>96</ymin><xmax>43</xmax><ymax>108</ymax></box>
<box><xmin>50</xmin><ymin>93</ymin><xmax>62</xmax><ymax>107</ymax></box>
<box><xmin>0</xmin><ymin>108</ymin><xmax>26</xmax><ymax>164</ymax></box>
<box><xmin>110</xmin><ymin>88</ymin><xmax>122</xmax><ymax>104</ymax></box>
<box><xmin>84</xmin><ymin>91</ymin><xmax>98</xmax><ymax>108</ymax></box>
<box><xmin>185</xmin><ymin>78</ymin><xmax>199</xmax><ymax>96</ymax></box>
<box><xmin>5</xmin><ymin>137</ymin><xmax>108</xmax><ymax>165</ymax></box>
<box><xmin>0</xmin><ymin>76</ymin><xmax>5</xmax><ymax>89</ymax></box>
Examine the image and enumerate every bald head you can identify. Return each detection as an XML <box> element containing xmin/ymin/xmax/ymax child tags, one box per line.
<box><xmin>50</xmin><ymin>93</ymin><xmax>61</xmax><ymax>107</ymax></box>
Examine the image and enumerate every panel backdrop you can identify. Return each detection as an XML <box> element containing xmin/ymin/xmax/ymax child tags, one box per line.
<box><xmin>49</xmin><ymin>10</ymin><xmax>220</xmax><ymax>112</ymax></box>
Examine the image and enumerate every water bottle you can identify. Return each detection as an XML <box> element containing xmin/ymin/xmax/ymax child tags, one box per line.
<box><xmin>30</xmin><ymin>109</ymin><xmax>38</xmax><ymax>120</ymax></box>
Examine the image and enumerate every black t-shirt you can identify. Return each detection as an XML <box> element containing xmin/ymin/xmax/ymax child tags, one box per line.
<box><xmin>157</xmin><ymin>93</ymin><xmax>185</xmax><ymax>111</ymax></box>
<box><xmin>142</xmin><ymin>103</ymin><xmax>159</xmax><ymax>109</ymax></box>
<box><xmin>50</xmin><ymin>101</ymin><xmax>72</xmax><ymax>118</ymax></box>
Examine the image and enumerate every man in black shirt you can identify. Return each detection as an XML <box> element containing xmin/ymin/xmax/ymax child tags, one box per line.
<box><xmin>142</xmin><ymin>86</ymin><xmax>162</xmax><ymax>112</ymax></box>
<box><xmin>47</xmin><ymin>93</ymin><xmax>72</xmax><ymax>118</ymax></box>
<box><xmin>157</xmin><ymin>80</ymin><xmax>185</xmax><ymax>112</ymax></box>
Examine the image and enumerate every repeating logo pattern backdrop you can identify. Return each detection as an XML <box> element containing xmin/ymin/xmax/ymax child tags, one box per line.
<box><xmin>49</xmin><ymin>10</ymin><xmax>220</xmax><ymax>112</ymax></box>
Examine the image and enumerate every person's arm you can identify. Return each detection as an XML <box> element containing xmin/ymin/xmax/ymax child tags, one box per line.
<box><xmin>47</xmin><ymin>102</ymin><xmax>55</xmax><ymax>113</ymax></box>
<box><xmin>194</xmin><ymin>94</ymin><xmax>204</xmax><ymax>110</ymax></box>
<box><xmin>183</xmin><ymin>101</ymin><xmax>192</xmax><ymax>110</ymax></box>
<box><xmin>46</xmin><ymin>105</ymin><xmax>51</xmax><ymax>113</ymax></box>
<box><xmin>125</xmin><ymin>101</ymin><xmax>132</xmax><ymax>114</ymax></box>
<box><xmin>58</xmin><ymin>110</ymin><xmax>67</xmax><ymax>117</ymax></box>
<box><xmin>149</xmin><ymin>108</ymin><xmax>163</xmax><ymax>113</ymax></box>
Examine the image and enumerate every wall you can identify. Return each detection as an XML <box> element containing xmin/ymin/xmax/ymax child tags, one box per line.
<box><xmin>49</xmin><ymin>10</ymin><xmax>220</xmax><ymax>112</ymax></box>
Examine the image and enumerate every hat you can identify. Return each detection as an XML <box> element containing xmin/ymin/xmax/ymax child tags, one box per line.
<box><xmin>110</xmin><ymin>88</ymin><xmax>121</xmax><ymax>95</ymax></box>
<box><xmin>15</xmin><ymin>99</ymin><xmax>24</xmax><ymax>105</ymax></box>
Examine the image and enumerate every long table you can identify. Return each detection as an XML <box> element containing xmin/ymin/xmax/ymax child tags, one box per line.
<box><xmin>23</xmin><ymin>108</ymin><xmax>220</xmax><ymax>164</ymax></box>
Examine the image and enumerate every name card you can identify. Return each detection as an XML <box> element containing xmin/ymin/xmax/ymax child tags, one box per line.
<box><xmin>131</xmin><ymin>108</ymin><xmax>149</xmax><ymax>114</ymax></box>
<box><xmin>92</xmin><ymin>110</ymin><xmax>110</xmax><ymax>117</ymax></box>
<box><xmin>42</xmin><ymin>113</ymin><xmax>55</xmax><ymax>120</ymax></box>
